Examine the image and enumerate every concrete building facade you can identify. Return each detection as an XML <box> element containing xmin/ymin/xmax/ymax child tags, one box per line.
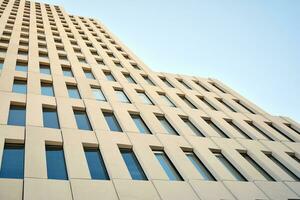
<box><xmin>0</xmin><ymin>0</ymin><xmax>299</xmax><ymax>199</ymax></box>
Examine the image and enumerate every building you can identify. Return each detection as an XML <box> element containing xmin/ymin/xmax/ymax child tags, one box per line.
<box><xmin>0</xmin><ymin>0</ymin><xmax>299</xmax><ymax>199</ymax></box>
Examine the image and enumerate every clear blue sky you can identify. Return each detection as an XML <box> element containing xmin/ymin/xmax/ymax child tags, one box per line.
<box><xmin>41</xmin><ymin>0</ymin><xmax>300</xmax><ymax>122</ymax></box>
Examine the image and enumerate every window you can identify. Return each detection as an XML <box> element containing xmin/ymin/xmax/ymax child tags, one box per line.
<box><xmin>218</xmin><ymin>99</ymin><xmax>236</xmax><ymax>112</ymax></box>
<box><xmin>185</xmin><ymin>152</ymin><xmax>215</xmax><ymax>180</ymax></box>
<box><xmin>115</xmin><ymin>89</ymin><xmax>130</xmax><ymax>103</ymax></box>
<box><xmin>234</xmin><ymin>100</ymin><xmax>255</xmax><ymax>114</ymax></box>
<box><xmin>131</xmin><ymin>114</ymin><xmax>152</xmax><ymax>134</ymax></box>
<box><xmin>91</xmin><ymin>87</ymin><xmax>106</xmax><ymax>101</ymax></box>
<box><xmin>114</xmin><ymin>62</ymin><xmax>123</xmax><ymax>68</ymax></box>
<box><xmin>74</xmin><ymin>110</ymin><xmax>92</xmax><ymax>130</ymax></box>
<box><xmin>120</xmin><ymin>149</ymin><xmax>147</xmax><ymax>180</ymax></box>
<box><xmin>179</xmin><ymin>95</ymin><xmax>196</xmax><ymax>109</ymax></box>
<box><xmin>46</xmin><ymin>146</ymin><xmax>68</xmax><ymax>180</ymax></box>
<box><xmin>15</xmin><ymin>62</ymin><xmax>28</xmax><ymax>72</ymax></box>
<box><xmin>43</xmin><ymin>107</ymin><xmax>60</xmax><ymax>129</ymax></box>
<box><xmin>103</xmin><ymin>112</ymin><xmax>122</xmax><ymax>132</ymax></box>
<box><xmin>241</xmin><ymin>153</ymin><xmax>274</xmax><ymax>181</ymax></box>
<box><xmin>143</xmin><ymin>75</ymin><xmax>155</xmax><ymax>86</ymax></box>
<box><xmin>12</xmin><ymin>80</ymin><xmax>27</xmax><ymax>94</ymax></box>
<box><xmin>104</xmin><ymin>72</ymin><xmax>115</xmax><ymax>81</ymax></box>
<box><xmin>226</xmin><ymin>120</ymin><xmax>251</xmax><ymax>139</ymax></box>
<box><xmin>157</xmin><ymin>115</ymin><xmax>178</xmax><ymax>135</ymax></box>
<box><xmin>246</xmin><ymin>121</ymin><xmax>273</xmax><ymax>141</ymax></box>
<box><xmin>84</xmin><ymin>147</ymin><xmax>109</xmax><ymax>180</ymax></box>
<box><xmin>265</xmin><ymin>153</ymin><xmax>299</xmax><ymax>181</ymax></box>
<box><xmin>154</xmin><ymin>150</ymin><xmax>183</xmax><ymax>181</ymax></box>
<box><xmin>8</xmin><ymin>105</ymin><xmax>26</xmax><ymax>126</ymax></box>
<box><xmin>194</xmin><ymin>81</ymin><xmax>210</xmax><ymax>92</ymax></box>
<box><xmin>214</xmin><ymin>152</ymin><xmax>246</xmax><ymax>181</ymax></box>
<box><xmin>159</xmin><ymin>94</ymin><xmax>175</xmax><ymax>107</ymax></box>
<box><xmin>204</xmin><ymin>119</ymin><xmax>229</xmax><ymax>138</ymax></box>
<box><xmin>0</xmin><ymin>143</ymin><xmax>24</xmax><ymax>179</ymax></box>
<box><xmin>67</xmin><ymin>85</ymin><xmax>81</xmax><ymax>99</ymax></box>
<box><xmin>198</xmin><ymin>96</ymin><xmax>217</xmax><ymax>110</ymax></box>
<box><xmin>288</xmin><ymin>153</ymin><xmax>300</xmax><ymax>164</ymax></box>
<box><xmin>137</xmin><ymin>91</ymin><xmax>153</xmax><ymax>105</ymax></box>
<box><xmin>210</xmin><ymin>82</ymin><xmax>226</xmax><ymax>93</ymax></box>
<box><xmin>160</xmin><ymin>77</ymin><xmax>174</xmax><ymax>88</ymax></box>
<box><xmin>40</xmin><ymin>64</ymin><xmax>51</xmax><ymax>75</ymax></box>
<box><xmin>182</xmin><ymin>118</ymin><xmax>205</xmax><ymax>137</ymax></box>
<box><xmin>62</xmin><ymin>67</ymin><xmax>73</xmax><ymax>77</ymax></box>
<box><xmin>266</xmin><ymin>122</ymin><xmax>294</xmax><ymax>142</ymax></box>
<box><xmin>178</xmin><ymin>79</ymin><xmax>192</xmax><ymax>90</ymax></box>
<box><xmin>285</xmin><ymin>124</ymin><xmax>300</xmax><ymax>134</ymax></box>
<box><xmin>124</xmin><ymin>74</ymin><xmax>136</xmax><ymax>84</ymax></box>
<box><xmin>41</xmin><ymin>82</ymin><xmax>54</xmax><ymax>96</ymax></box>
<box><xmin>84</xmin><ymin>70</ymin><xmax>95</xmax><ymax>79</ymax></box>
<box><xmin>0</xmin><ymin>62</ymin><xmax>3</xmax><ymax>71</ymax></box>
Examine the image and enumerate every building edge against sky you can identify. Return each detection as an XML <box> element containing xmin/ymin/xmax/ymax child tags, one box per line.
<box><xmin>0</xmin><ymin>0</ymin><xmax>299</xmax><ymax>200</ymax></box>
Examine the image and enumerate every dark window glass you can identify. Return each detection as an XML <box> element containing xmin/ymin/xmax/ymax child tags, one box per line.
<box><xmin>178</xmin><ymin>79</ymin><xmax>192</xmax><ymax>90</ymax></box>
<box><xmin>84</xmin><ymin>148</ymin><xmax>109</xmax><ymax>180</ymax></box>
<box><xmin>46</xmin><ymin>146</ymin><xmax>68</xmax><ymax>180</ymax></box>
<box><xmin>227</xmin><ymin>120</ymin><xmax>251</xmax><ymax>139</ymax></box>
<box><xmin>161</xmin><ymin>78</ymin><xmax>174</xmax><ymax>88</ymax></box>
<box><xmin>186</xmin><ymin>152</ymin><xmax>215</xmax><ymax>180</ymax></box>
<box><xmin>157</xmin><ymin>116</ymin><xmax>178</xmax><ymax>135</ymax></box>
<box><xmin>13</xmin><ymin>80</ymin><xmax>27</xmax><ymax>94</ymax></box>
<box><xmin>67</xmin><ymin>85</ymin><xmax>81</xmax><ymax>99</ymax></box>
<box><xmin>267</xmin><ymin>123</ymin><xmax>294</xmax><ymax>142</ymax></box>
<box><xmin>288</xmin><ymin>153</ymin><xmax>300</xmax><ymax>164</ymax></box>
<box><xmin>40</xmin><ymin>65</ymin><xmax>51</xmax><ymax>75</ymax></box>
<box><xmin>182</xmin><ymin>118</ymin><xmax>205</xmax><ymax>137</ymax></box>
<box><xmin>154</xmin><ymin>150</ymin><xmax>183</xmax><ymax>181</ymax></box>
<box><xmin>198</xmin><ymin>97</ymin><xmax>216</xmax><ymax>110</ymax></box>
<box><xmin>41</xmin><ymin>82</ymin><xmax>54</xmax><ymax>96</ymax></box>
<box><xmin>211</xmin><ymin>83</ymin><xmax>226</xmax><ymax>93</ymax></box>
<box><xmin>205</xmin><ymin>119</ymin><xmax>229</xmax><ymax>138</ymax></box>
<box><xmin>8</xmin><ymin>105</ymin><xmax>26</xmax><ymax>126</ymax></box>
<box><xmin>246</xmin><ymin>121</ymin><xmax>273</xmax><ymax>141</ymax></box>
<box><xmin>214</xmin><ymin>152</ymin><xmax>246</xmax><ymax>181</ymax></box>
<box><xmin>103</xmin><ymin>112</ymin><xmax>122</xmax><ymax>132</ymax></box>
<box><xmin>0</xmin><ymin>144</ymin><xmax>24</xmax><ymax>179</ymax></box>
<box><xmin>234</xmin><ymin>100</ymin><xmax>255</xmax><ymax>114</ymax></box>
<box><xmin>131</xmin><ymin>114</ymin><xmax>152</xmax><ymax>134</ymax></box>
<box><xmin>194</xmin><ymin>81</ymin><xmax>210</xmax><ymax>92</ymax></box>
<box><xmin>43</xmin><ymin>107</ymin><xmax>60</xmax><ymax>129</ymax></box>
<box><xmin>74</xmin><ymin>110</ymin><xmax>92</xmax><ymax>130</ymax></box>
<box><xmin>218</xmin><ymin>99</ymin><xmax>236</xmax><ymax>112</ymax></box>
<box><xmin>120</xmin><ymin>149</ymin><xmax>147</xmax><ymax>180</ymax></box>
<box><xmin>284</xmin><ymin>124</ymin><xmax>300</xmax><ymax>134</ymax></box>
<box><xmin>179</xmin><ymin>95</ymin><xmax>196</xmax><ymax>109</ymax></box>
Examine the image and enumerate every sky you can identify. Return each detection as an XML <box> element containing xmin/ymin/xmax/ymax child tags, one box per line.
<box><xmin>40</xmin><ymin>0</ymin><xmax>300</xmax><ymax>122</ymax></box>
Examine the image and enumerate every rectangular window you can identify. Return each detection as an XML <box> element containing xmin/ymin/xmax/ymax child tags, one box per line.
<box><xmin>284</xmin><ymin>123</ymin><xmax>300</xmax><ymax>134</ymax></box>
<box><xmin>159</xmin><ymin>94</ymin><xmax>176</xmax><ymax>107</ymax></box>
<box><xmin>40</xmin><ymin>64</ymin><xmax>51</xmax><ymax>75</ymax></box>
<box><xmin>41</xmin><ymin>82</ymin><xmax>54</xmax><ymax>96</ymax></box>
<box><xmin>43</xmin><ymin>107</ymin><xmax>60</xmax><ymax>129</ymax></box>
<box><xmin>84</xmin><ymin>147</ymin><xmax>109</xmax><ymax>180</ymax></box>
<box><xmin>13</xmin><ymin>80</ymin><xmax>27</xmax><ymax>94</ymax></box>
<box><xmin>234</xmin><ymin>100</ymin><xmax>255</xmax><ymax>114</ymax></box>
<box><xmin>0</xmin><ymin>143</ymin><xmax>24</xmax><ymax>179</ymax></box>
<box><xmin>8</xmin><ymin>105</ymin><xmax>26</xmax><ymax>126</ymax></box>
<box><xmin>62</xmin><ymin>67</ymin><xmax>73</xmax><ymax>77</ymax></box>
<box><xmin>91</xmin><ymin>87</ymin><xmax>106</xmax><ymax>101</ymax></box>
<box><xmin>124</xmin><ymin>74</ymin><xmax>136</xmax><ymax>84</ymax></box>
<box><xmin>154</xmin><ymin>150</ymin><xmax>183</xmax><ymax>181</ymax></box>
<box><xmin>288</xmin><ymin>153</ymin><xmax>300</xmax><ymax>164</ymax></box>
<box><xmin>246</xmin><ymin>121</ymin><xmax>273</xmax><ymax>141</ymax></box>
<box><xmin>67</xmin><ymin>85</ymin><xmax>81</xmax><ymax>99</ymax></box>
<box><xmin>194</xmin><ymin>81</ymin><xmax>210</xmax><ymax>92</ymax></box>
<box><xmin>143</xmin><ymin>75</ymin><xmax>155</xmax><ymax>86</ymax></box>
<box><xmin>115</xmin><ymin>89</ymin><xmax>130</xmax><ymax>103</ymax></box>
<box><xmin>226</xmin><ymin>120</ymin><xmax>251</xmax><ymax>139</ymax></box>
<box><xmin>46</xmin><ymin>145</ymin><xmax>68</xmax><ymax>180</ymax></box>
<box><xmin>157</xmin><ymin>115</ymin><xmax>178</xmax><ymax>135</ymax></box>
<box><xmin>265</xmin><ymin>153</ymin><xmax>299</xmax><ymax>181</ymax></box>
<box><xmin>214</xmin><ymin>152</ymin><xmax>246</xmax><ymax>181</ymax></box>
<box><xmin>204</xmin><ymin>119</ymin><xmax>229</xmax><ymax>138</ymax></box>
<box><xmin>218</xmin><ymin>99</ymin><xmax>236</xmax><ymax>112</ymax></box>
<box><xmin>266</xmin><ymin>122</ymin><xmax>294</xmax><ymax>142</ymax></box>
<box><xmin>74</xmin><ymin>110</ymin><xmax>92</xmax><ymax>130</ymax></box>
<box><xmin>104</xmin><ymin>72</ymin><xmax>115</xmax><ymax>81</ymax></box>
<box><xmin>241</xmin><ymin>153</ymin><xmax>274</xmax><ymax>181</ymax></box>
<box><xmin>15</xmin><ymin>63</ymin><xmax>28</xmax><ymax>72</ymax></box>
<box><xmin>178</xmin><ymin>79</ymin><xmax>192</xmax><ymax>90</ymax></box>
<box><xmin>179</xmin><ymin>95</ymin><xmax>196</xmax><ymax>109</ymax></box>
<box><xmin>185</xmin><ymin>152</ymin><xmax>215</xmax><ymax>180</ymax></box>
<box><xmin>84</xmin><ymin>70</ymin><xmax>95</xmax><ymax>79</ymax></box>
<box><xmin>160</xmin><ymin>77</ymin><xmax>174</xmax><ymax>88</ymax></box>
<box><xmin>120</xmin><ymin>149</ymin><xmax>147</xmax><ymax>180</ymax></box>
<box><xmin>103</xmin><ymin>112</ymin><xmax>122</xmax><ymax>132</ymax></box>
<box><xmin>131</xmin><ymin>114</ymin><xmax>152</xmax><ymax>134</ymax></box>
<box><xmin>182</xmin><ymin>118</ymin><xmax>205</xmax><ymax>137</ymax></box>
<box><xmin>210</xmin><ymin>82</ymin><xmax>226</xmax><ymax>93</ymax></box>
<box><xmin>137</xmin><ymin>91</ymin><xmax>153</xmax><ymax>105</ymax></box>
<box><xmin>198</xmin><ymin>96</ymin><xmax>216</xmax><ymax>110</ymax></box>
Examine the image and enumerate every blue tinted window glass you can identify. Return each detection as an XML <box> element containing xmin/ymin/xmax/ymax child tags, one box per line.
<box><xmin>74</xmin><ymin>110</ymin><xmax>92</xmax><ymax>130</ymax></box>
<box><xmin>15</xmin><ymin>64</ymin><xmax>27</xmax><ymax>72</ymax></box>
<box><xmin>41</xmin><ymin>83</ymin><xmax>54</xmax><ymax>96</ymax></box>
<box><xmin>131</xmin><ymin>114</ymin><xmax>151</xmax><ymax>134</ymax></box>
<box><xmin>0</xmin><ymin>144</ymin><xmax>24</xmax><ymax>179</ymax></box>
<box><xmin>0</xmin><ymin>63</ymin><xmax>3</xmax><ymax>70</ymax></box>
<box><xmin>124</xmin><ymin>74</ymin><xmax>136</xmax><ymax>84</ymax></box>
<box><xmin>120</xmin><ymin>149</ymin><xmax>147</xmax><ymax>180</ymax></box>
<box><xmin>103</xmin><ymin>112</ymin><xmax>122</xmax><ymax>132</ymax></box>
<box><xmin>105</xmin><ymin>73</ymin><xmax>115</xmax><ymax>81</ymax></box>
<box><xmin>40</xmin><ymin>66</ymin><xmax>51</xmax><ymax>75</ymax></box>
<box><xmin>157</xmin><ymin>116</ymin><xmax>178</xmax><ymax>135</ymax></box>
<box><xmin>155</xmin><ymin>151</ymin><xmax>183</xmax><ymax>181</ymax></box>
<box><xmin>138</xmin><ymin>92</ymin><xmax>153</xmax><ymax>105</ymax></box>
<box><xmin>143</xmin><ymin>76</ymin><xmax>155</xmax><ymax>85</ymax></box>
<box><xmin>13</xmin><ymin>80</ymin><xmax>27</xmax><ymax>94</ymax></box>
<box><xmin>186</xmin><ymin>153</ymin><xmax>215</xmax><ymax>181</ymax></box>
<box><xmin>182</xmin><ymin>118</ymin><xmax>204</xmax><ymax>137</ymax></box>
<box><xmin>115</xmin><ymin>90</ymin><xmax>130</xmax><ymax>103</ymax></box>
<box><xmin>46</xmin><ymin>146</ymin><xmax>68</xmax><ymax>180</ymax></box>
<box><xmin>205</xmin><ymin>119</ymin><xmax>229</xmax><ymax>138</ymax></box>
<box><xmin>63</xmin><ymin>68</ymin><xmax>73</xmax><ymax>77</ymax></box>
<box><xmin>92</xmin><ymin>88</ymin><xmax>106</xmax><ymax>101</ymax></box>
<box><xmin>84</xmin><ymin>71</ymin><xmax>95</xmax><ymax>79</ymax></box>
<box><xmin>8</xmin><ymin>105</ymin><xmax>26</xmax><ymax>126</ymax></box>
<box><xmin>84</xmin><ymin>148</ymin><xmax>109</xmax><ymax>180</ymax></box>
<box><xmin>67</xmin><ymin>85</ymin><xmax>81</xmax><ymax>99</ymax></box>
<box><xmin>43</xmin><ymin>108</ymin><xmax>60</xmax><ymax>129</ymax></box>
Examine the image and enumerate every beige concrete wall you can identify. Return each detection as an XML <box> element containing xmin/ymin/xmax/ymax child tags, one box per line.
<box><xmin>0</xmin><ymin>0</ymin><xmax>299</xmax><ymax>199</ymax></box>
